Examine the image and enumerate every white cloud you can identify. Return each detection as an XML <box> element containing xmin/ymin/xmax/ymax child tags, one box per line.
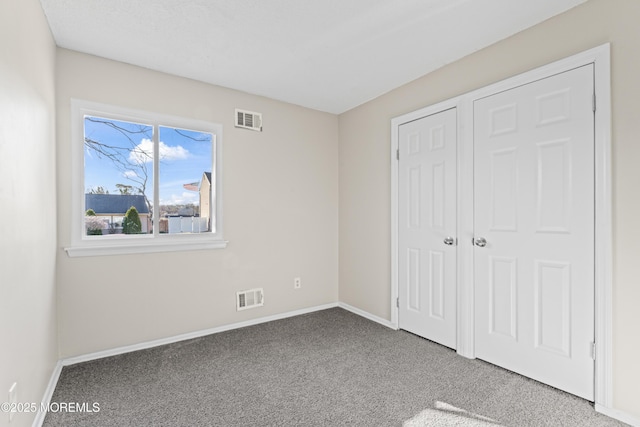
<box><xmin>123</xmin><ymin>170</ymin><xmax>138</xmax><ymax>178</ymax></box>
<box><xmin>129</xmin><ymin>139</ymin><xmax>189</xmax><ymax>164</ymax></box>
<box><xmin>160</xmin><ymin>192</ymin><xmax>199</xmax><ymax>206</ymax></box>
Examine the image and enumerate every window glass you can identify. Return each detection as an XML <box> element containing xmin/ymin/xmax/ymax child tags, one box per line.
<box><xmin>84</xmin><ymin>116</ymin><xmax>153</xmax><ymax>236</ymax></box>
<box><xmin>69</xmin><ymin>99</ymin><xmax>226</xmax><ymax>256</ymax></box>
<box><xmin>158</xmin><ymin>126</ymin><xmax>213</xmax><ymax>234</ymax></box>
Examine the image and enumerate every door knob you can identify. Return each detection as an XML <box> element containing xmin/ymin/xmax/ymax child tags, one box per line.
<box><xmin>443</xmin><ymin>236</ymin><xmax>455</xmax><ymax>246</ymax></box>
<box><xmin>473</xmin><ymin>237</ymin><xmax>487</xmax><ymax>247</ymax></box>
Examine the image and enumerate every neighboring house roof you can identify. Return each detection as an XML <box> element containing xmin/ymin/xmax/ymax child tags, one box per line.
<box><xmin>183</xmin><ymin>172</ymin><xmax>211</xmax><ymax>192</ymax></box>
<box><xmin>85</xmin><ymin>194</ymin><xmax>150</xmax><ymax>215</ymax></box>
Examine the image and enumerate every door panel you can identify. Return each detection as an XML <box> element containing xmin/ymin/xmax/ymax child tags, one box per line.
<box><xmin>399</xmin><ymin>108</ymin><xmax>457</xmax><ymax>349</ymax></box>
<box><xmin>489</xmin><ymin>256</ymin><xmax>518</xmax><ymax>340</ymax></box>
<box><xmin>473</xmin><ymin>65</ymin><xmax>595</xmax><ymax>400</ymax></box>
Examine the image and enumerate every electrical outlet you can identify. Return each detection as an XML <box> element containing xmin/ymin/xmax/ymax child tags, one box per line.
<box><xmin>294</xmin><ymin>277</ymin><xmax>301</xmax><ymax>289</ymax></box>
<box><xmin>8</xmin><ymin>382</ymin><xmax>17</xmax><ymax>423</ymax></box>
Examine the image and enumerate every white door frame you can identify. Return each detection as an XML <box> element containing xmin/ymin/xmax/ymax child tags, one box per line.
<box><xmin>390</xmin><ymin>44</ymin><xmax>612</xmax><ymax>409</ymax></box>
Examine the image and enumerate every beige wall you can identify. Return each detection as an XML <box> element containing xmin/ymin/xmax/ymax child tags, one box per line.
<box><xmin>0</xmin><ymin>0</ymin><xmax>57</xmax><ymax>426</ymax></box>
<box><xmin>338</xmin><ymin>0</ymin><xmax>640</xmax><ymax>418</ymax></box>
<box><xmin>56</xmin><ymin>49</ymin><xmax>339</xmax><ymax>358</ymax></box>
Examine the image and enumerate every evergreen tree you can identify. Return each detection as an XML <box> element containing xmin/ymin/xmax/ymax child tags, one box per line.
<box><xmin>122</xmin><ymin>206</ymin><xmax>142</xmax><ymax>234</ymax></box>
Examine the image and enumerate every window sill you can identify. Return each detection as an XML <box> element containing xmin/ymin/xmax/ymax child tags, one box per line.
<box><xmin>64</xmin><ymin>239</ymin><xmax>228</xmax><ymax>257</ymax></box>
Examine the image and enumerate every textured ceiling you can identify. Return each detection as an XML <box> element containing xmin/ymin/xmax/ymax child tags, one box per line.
<box><xmin>39</xmin><ymin>0</ymin><xmax>587</xmax><ymax>114</ymax></box>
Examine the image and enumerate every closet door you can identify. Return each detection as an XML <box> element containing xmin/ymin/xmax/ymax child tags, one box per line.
<box><xmin>398</xmin><ymin>108</ymin><xmax>457</xmax><ymax>349</ymax></box>
<box><xmin>473</xmin><ymin>64</ymin><xmax>595</xmax><ymax>400</ymax></box>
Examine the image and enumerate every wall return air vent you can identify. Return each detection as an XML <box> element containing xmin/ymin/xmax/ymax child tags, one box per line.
<box><xmin>235</xmin><ymin>109</ymin><xmax>262</xmax><ymax>132</ymax></box>
<box><xmin>236</xmin><ymin>288</ymin><xmax>264</xmax><ymax>311</ymax></box>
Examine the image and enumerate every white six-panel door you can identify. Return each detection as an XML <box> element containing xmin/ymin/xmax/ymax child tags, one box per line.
<box><xmin>398</xmin><ymin>108</ymin><xmax>457</xmax><ymax>349</ymax></box>
<box><xmin>473</xmin><ymin>64</ymin><xmax>595</xmax><ymax>400</ymax></box>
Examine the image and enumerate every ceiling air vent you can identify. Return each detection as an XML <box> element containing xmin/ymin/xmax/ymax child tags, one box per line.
<box><xmin>235</xmin><ymin>109</ymin><xmax>262</xmax><ymax>132</ymax></box>
<box><xmin>236</xmin><ymin>288</ymin><xmax>264</xmax><ymax>311</ymax></box>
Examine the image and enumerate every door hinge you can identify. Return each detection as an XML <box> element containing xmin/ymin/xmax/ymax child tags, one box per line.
<box><xmin>592</xmin><ymin>92</ymin><xmax>596</xmax><ymax>113</ymax></box>
<box><xmin>591</xmin><ymin>342</ymin><xmax>596</xmax><ymax>360</ymax></box>
<box><xmin>396</xmin><ymin>297</ymin><xmax>399</xmax><ymax>308</ymax></box>
<box><xmin>396</xmin><ymin>149</ymin><xmax>400</xmax><ymax>161</ymax></box>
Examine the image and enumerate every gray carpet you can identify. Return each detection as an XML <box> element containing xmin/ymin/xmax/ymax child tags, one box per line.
<box><xmin>43</xmin><ymin>308</ymin><xmax>627</xmax><ymax>426</ymax></box>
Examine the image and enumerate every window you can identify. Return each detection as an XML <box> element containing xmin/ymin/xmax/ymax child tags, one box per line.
<box><xmin>66</xmin><ymin>100</ymin><xmax>225</xmax><ymax>257</ymax></box>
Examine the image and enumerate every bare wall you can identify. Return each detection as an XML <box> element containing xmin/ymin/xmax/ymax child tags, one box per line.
<box><xmin>0</xmin><ymin>0</ymin><xmax>58</xmax><ymax>426</ymax></box>
<box><xmin>56</xmin><ymin>49</ymin><xmax>339</xmax><ymax>358</ymax></box>
<box><xmin>338</xmin><ymin>0</ymin><xmax>640</xmax><ymax>419</ymax></box>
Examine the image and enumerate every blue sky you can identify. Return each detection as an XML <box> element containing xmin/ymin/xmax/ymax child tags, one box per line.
<box><xmin>84</xmin><ymin>116</ymin><xmax>212</xmax><ymax>206</ymax></box>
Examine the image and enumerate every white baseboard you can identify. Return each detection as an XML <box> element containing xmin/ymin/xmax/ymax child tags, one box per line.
<box><xmin>596</xmin><ymin>404</ymin><xmax>640</xmax><ymax>427</ymax></box>
<box><xmin>32</xmin><ymin>360</ymin><xmax>63</xmax><ymax>427</ymax></box>
<box><xmin>338</xmin><ymin>302</ymin><xmax>397</xmax><ymax>329</ymax></box>
<box><xmin>60</xmin><ymin>302</ymin><xmax>339</xmax><ymax>366</ymax></box>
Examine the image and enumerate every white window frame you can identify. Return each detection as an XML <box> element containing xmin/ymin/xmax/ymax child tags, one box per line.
<box><xmin>65</xmin><ymin>99</ymin><xmax>227</xmax><ymax>257</ymax></box>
